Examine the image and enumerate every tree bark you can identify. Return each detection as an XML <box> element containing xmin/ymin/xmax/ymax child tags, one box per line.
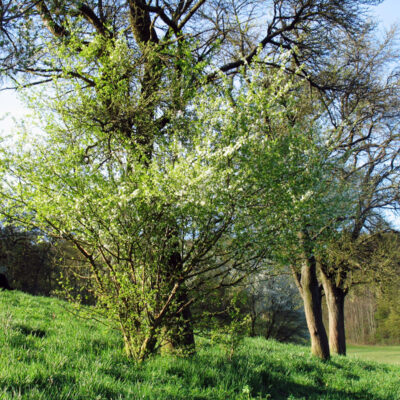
<box><xmin>300</xmin><ymin>259</ymin><xmax>330</xmax><ymax>360</ymax></box>
<box><xmin>295</xmin><ymin>231</ymin><xmax>330</xmax><ymax>360</ymax></box>
<box><xmin>320</xmin><ymin>268</ymin><xmax>347</xmax><ymax>355</ymax></box>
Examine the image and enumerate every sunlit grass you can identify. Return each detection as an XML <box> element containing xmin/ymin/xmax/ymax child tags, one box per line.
<box><xmin>1</xmin><ymin>290</ymin><xmax>399</xmax><ymax>399</ymax></box>
<box><xmin>348</xmin><ymin>344</ymin><xmax>400</xmax><ymax>365</ymax></box>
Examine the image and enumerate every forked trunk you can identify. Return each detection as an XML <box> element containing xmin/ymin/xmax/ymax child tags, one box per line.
<box><xmin>320</xmin><ymin>269</ymin><xmax>347</xmax><ymax>355</ymax></box>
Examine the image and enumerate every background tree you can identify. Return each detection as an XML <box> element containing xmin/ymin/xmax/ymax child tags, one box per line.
<box><xmin>345</xmin><ymin>286</ymin><xmax>377</xmax><ymax>344</ymax></box>
<box><xmin>244</xmin><ymin>271</ymin><xmax>308</xmax><ymax>342</ymax></box>
<box><xmin>0</xmin><ymin>224</ymin><xmax>94</xmax><ymax>300</ymax></box>
<box><xmin>195</xmin><ymin>269</ymin><xmax>308</xmax><ymax>343</ymax></box>
<box><xmin>0</xmin><ymin>225</ymin><xmax>54</xmax><ymax>295</ymax></box>
<box><xmin>338</xmin><ymin>231</ymin><xmax>400</xmax><ymax>345</ymax></box>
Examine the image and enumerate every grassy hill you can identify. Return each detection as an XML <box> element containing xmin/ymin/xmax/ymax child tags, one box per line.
<box><xmin>0</xmin><ymin>291</ymin><xmax>399</xmax><ymax>400</ymax></box>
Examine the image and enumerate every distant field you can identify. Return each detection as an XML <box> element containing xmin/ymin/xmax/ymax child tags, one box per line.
<box><xmin>348</xmin><ymin>345</ymin><xmax>400</xmax><ymax>365</ymax></box>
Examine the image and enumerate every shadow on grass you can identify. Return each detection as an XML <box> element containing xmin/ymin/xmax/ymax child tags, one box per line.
<box><xmin>14</xmin><ymin>324</ymin><xmax>47</xmax><ymax>338</ymax></box>
<box><xmin>180</xmin><ymin>349</ymin><xmax>393</xmax><ymax>400</ymax></box>
<box><xmin>98</xmin><ymin>344</ymin><xmax>396</xmax><ymax>400</ymax></box>
<box><xmin>0</xmin><ymin>374</ymin><xmax>122</xmax><ymax>400</ymax></box>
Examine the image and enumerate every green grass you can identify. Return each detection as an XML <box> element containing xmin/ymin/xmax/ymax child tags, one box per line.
<box><xmin>1</xmin><ymin>291</ymin><xmax>399</xmax><ymax>400</ymax></box>
<box><xmin>348</xmin><ymin>345</ymin><xmax>400</xmax><ymax>365</ymax></box>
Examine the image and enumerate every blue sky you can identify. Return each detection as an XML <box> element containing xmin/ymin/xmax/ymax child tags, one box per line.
<box><xmin>373</xmin><ymin>0</ymin><xmax>400</xmax><ymax>28</ymax></box>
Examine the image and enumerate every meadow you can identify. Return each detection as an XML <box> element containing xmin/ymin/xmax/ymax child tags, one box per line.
<box><xmin>348</xmin><ymin>345</ymin><xmax>400</xmax><ymax>366</ymax></box>
<box><xmin>0</xmin><ymin>290</ymin><xmax>399</xmax><ymax>400</ymax></box>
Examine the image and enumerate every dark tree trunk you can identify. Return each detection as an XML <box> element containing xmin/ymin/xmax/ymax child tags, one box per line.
<box><xmin>249</xmin><ymin>295</ymin><xmax>257</xmax><ymax>337</ymax></box>
<box><xmin>320</xmin><ymin>269</ymin><xmax>347</xmax><ymax>355</ymax></box>
<box><xmin>161</xmin><ymin>237</ymin><xmax>195</xmax><ymax>355</ymax></box>
<box><xmin>250</xmin><ymin>314</ymin><xmax>256</xmax><ymax>337</ymax></box>
<box><xmin>0</xmin><ymin>273</ymin><xmax>13</xmax><ymax>291</ymax></box>
<box><xmin>162</xmin><ymin>288</ymin><xmax>195</xmax><ymax>354</ymax></box>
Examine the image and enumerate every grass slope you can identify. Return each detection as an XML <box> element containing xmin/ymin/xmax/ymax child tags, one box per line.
<box><xmin>0</xmin><ymin>291</ymin><xmax>399</xmax><ymax>400</ymax></box>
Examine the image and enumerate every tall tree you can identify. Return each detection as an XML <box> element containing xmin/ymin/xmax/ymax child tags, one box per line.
<box><xmin>317</xmin><ymin>29</ymin><xmax>400</xmax><ymax>356</ymax></box>
<box><xmin>286</xmin><ymin>27</ymin><xmax>400</xmax><ymax>356</ymax></box>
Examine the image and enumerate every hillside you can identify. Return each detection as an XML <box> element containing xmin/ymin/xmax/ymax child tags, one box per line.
<box><xmin>0</xmin><ymin>291</ymin><xmax>399</xmax><ymax>400</ymax></box>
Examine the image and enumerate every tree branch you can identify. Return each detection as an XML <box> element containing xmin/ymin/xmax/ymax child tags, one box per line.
<box><xmin>35</xmin><ymin>0</ymin><xmax>69</xmax><ymax>38</ymax></box>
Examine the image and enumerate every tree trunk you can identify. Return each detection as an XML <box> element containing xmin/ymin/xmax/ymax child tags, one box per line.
<box><xmin>161</xmin><ymin>239</ymin><xmax>195</xmax><ymax>355</ymax></box>
<box><xmin>162</xmin><ymin>289</ymin><xmax>195</xmax><ymax>355</ymax></box>
<box><xmin>320</xmin><ymin>269</ymin><xmax>347</xmax><ymax>355</ymax></box>
<box><xmin>294</xmin><ymin>231</ymin><xmax>330</xmax><ymax>360</ymax></box>
<box><xmin>250</xmin><ymin>314</ymin><xmax>256</xmax><ymax>337</ymax></box>
<box><xmin>249</xmin><ymin>295</ymin><xmax>257</xmax><ymax>337</ymax></box>
<box><xmin>137</xmin><ymin>331</ymin><xmax>158</xmax><ymax>362</ymax></box>
<box><xmin>300</xmin><ymin>259</ymin><xmax>330</xmax><ymax>360</ymax></box>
